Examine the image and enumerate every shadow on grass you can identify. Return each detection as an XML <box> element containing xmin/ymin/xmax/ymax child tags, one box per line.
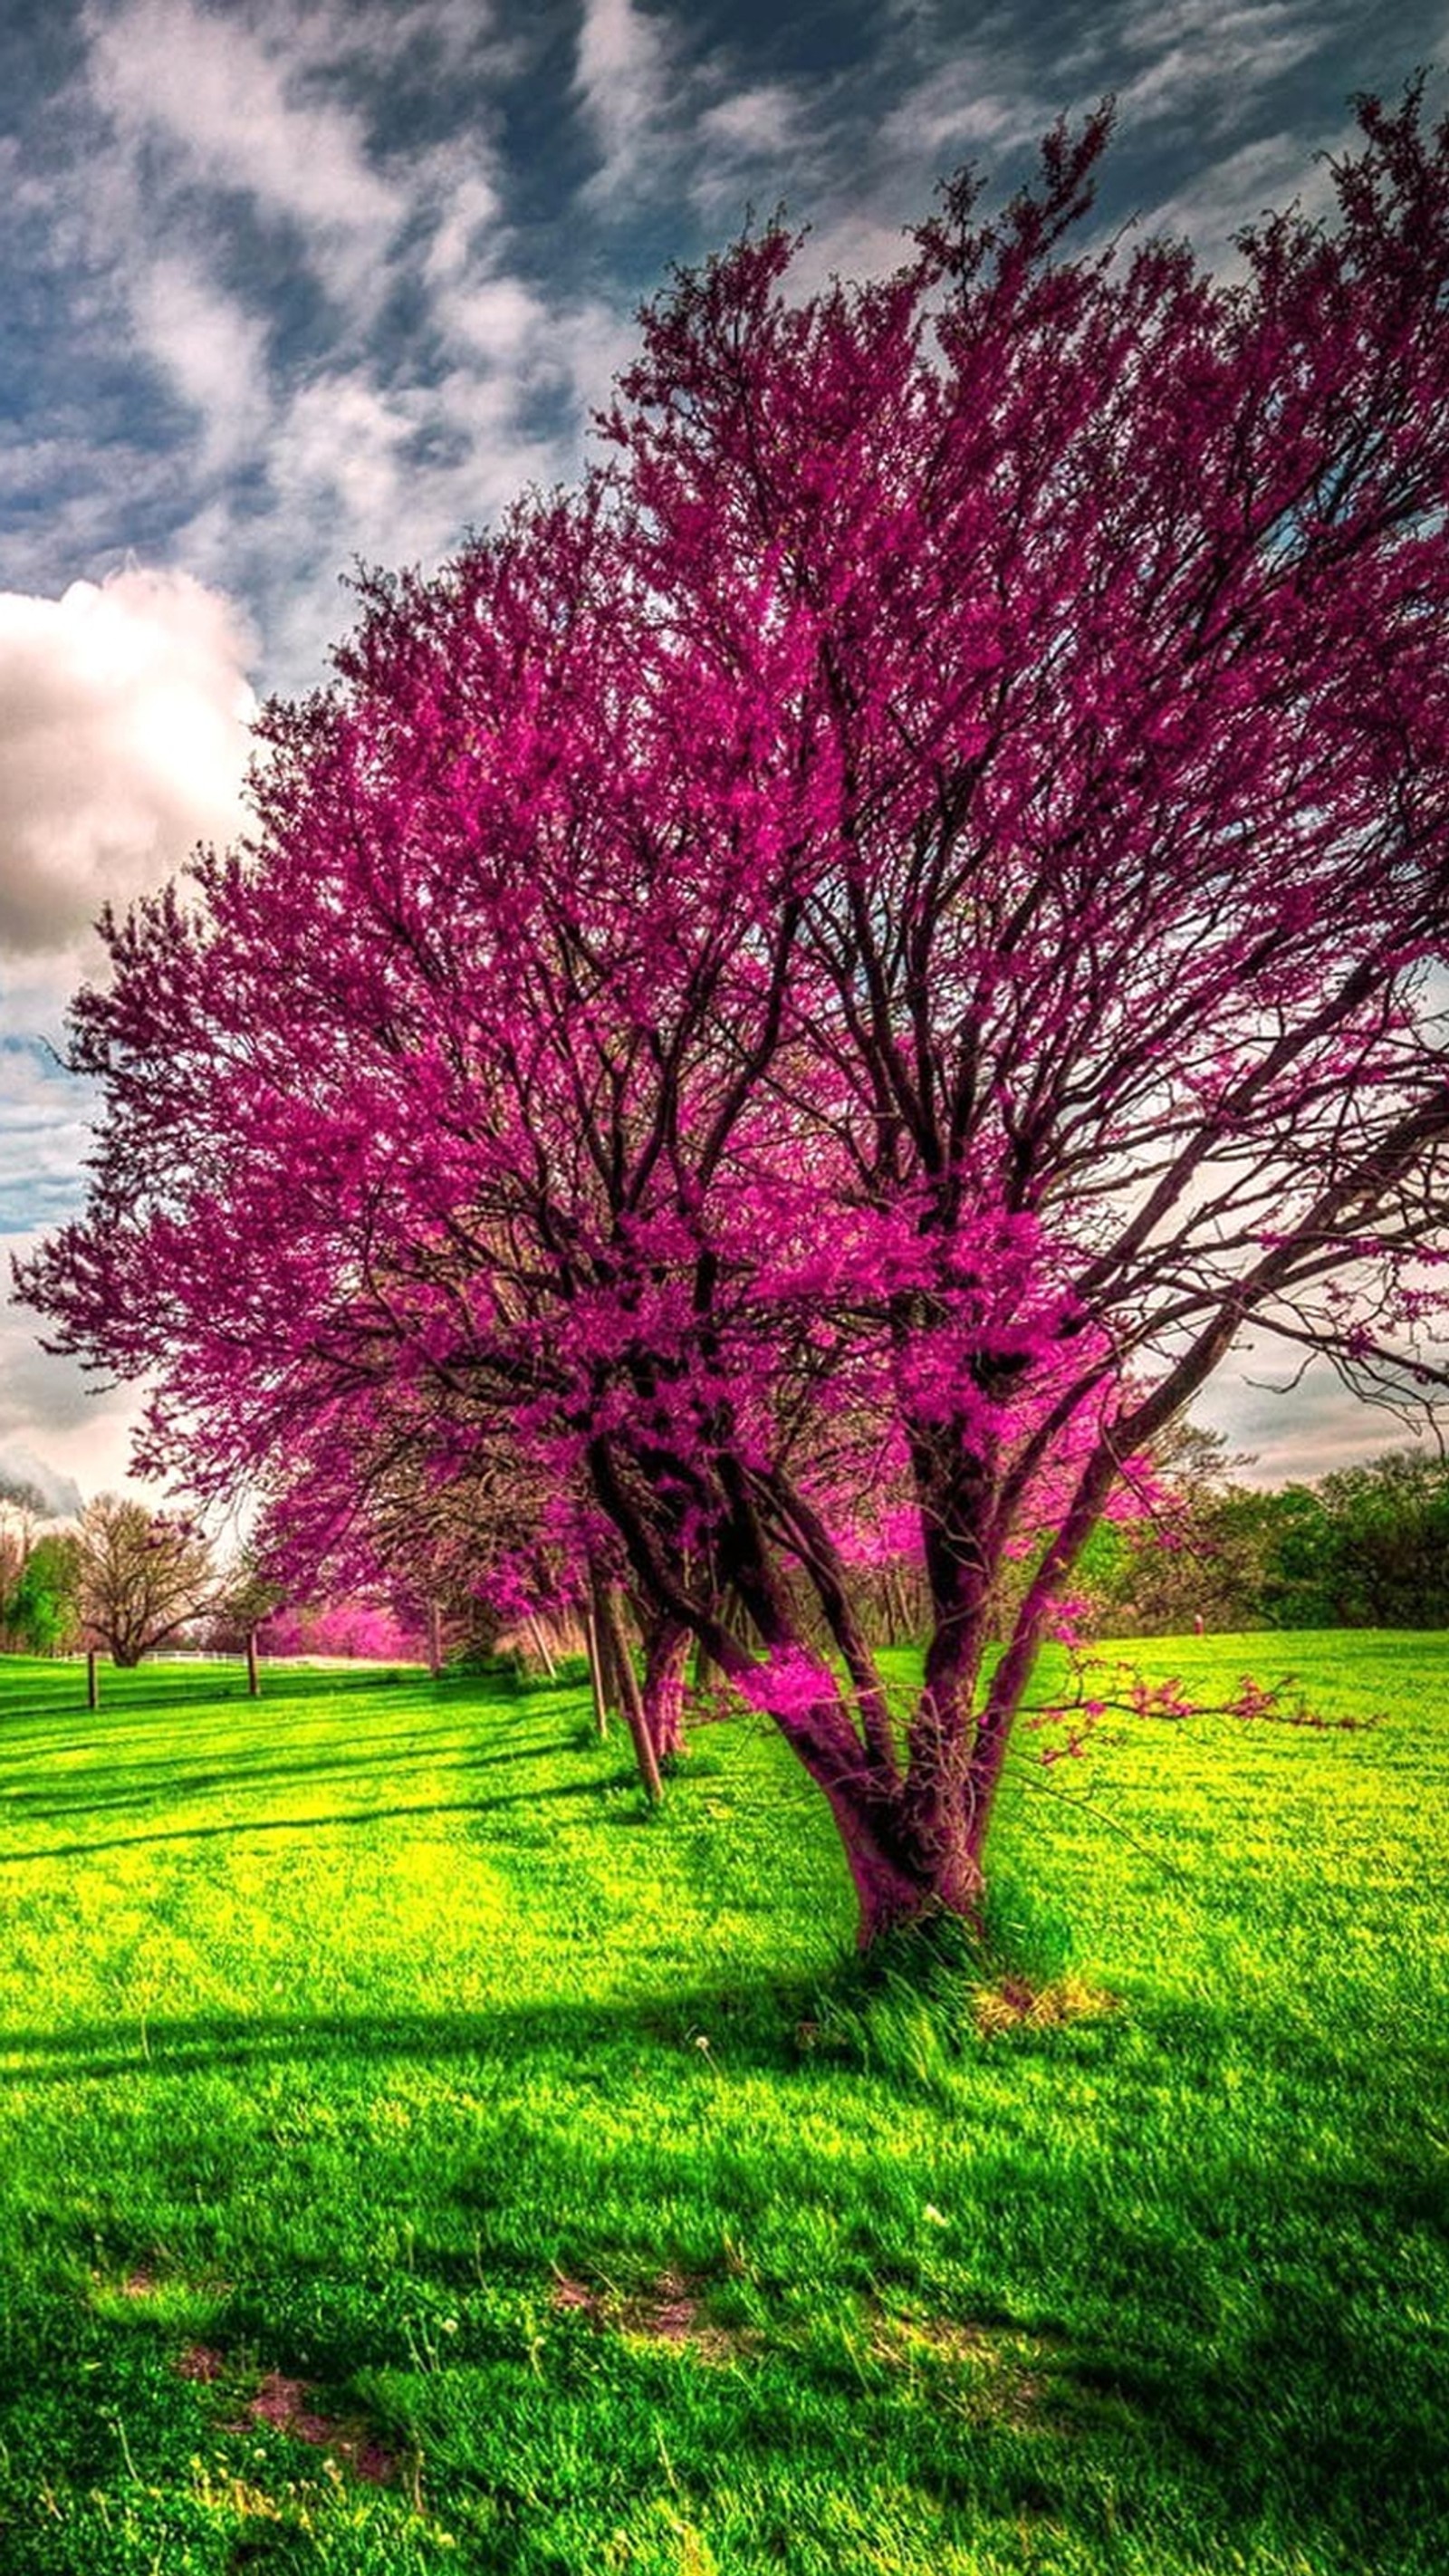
<box><xmin>0</xmin><ymin>1986</ymin><xmax>791</xmax><ymax>2090</ymax></box>
<box><xmin>0</xmin><ymin>1721</ymin><xmax>581</xmax><ymax>1850</ymax></box>
<box><xmin>0</xmin><ymin>1769</ymin><xmax>614</xmax><ymax>1869</ymax></box>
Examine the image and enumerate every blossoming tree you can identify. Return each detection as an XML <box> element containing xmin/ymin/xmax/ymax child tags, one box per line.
<box><xmin>22</xmin><ymin>97</ymin><xmax>1449</xmax><ymax>1941</ymax></box>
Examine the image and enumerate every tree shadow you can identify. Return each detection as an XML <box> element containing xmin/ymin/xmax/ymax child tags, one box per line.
<box><xmin>0</xmin><ymin>1767</ymin><xmax>612</xmax><ymax>1870</ymax></box>
<box><xmin>0</xmin><ymin>1983</ymin><xmax>763</xmax><ymax>2088</ymax></box>
<box><xmin>0</xmin><ymin>1677</ymin><xmax>606</xmax><ymax>1850</ymax></box>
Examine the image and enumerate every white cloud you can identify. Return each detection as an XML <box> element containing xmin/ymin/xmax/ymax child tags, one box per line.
<box><xmin>575</xmin><ymin>0</ymin><xmax>676</xmax><ymax>205</ymax></box>
<box><xmin>697</xmin><ymin>82</ymin><xmax>801</xmax><ymax>159</ymax></box>
<box><xmin>129</xmin><ymin>255</ymin><xmax>274</xmax><ymax>471</ymax></box>
<box><xmin>879</xmin><ymin>53</ymin><xmax>1051</xmax><ymax>165</ymax></box>
<box><xmin>0</xmin><ymin>563</ymin><xmax>254</xmax><ymax>1510</ymax></box>
<box><xmin>54</xmin><ymin>4</ymin><xmax>613</xmax><ymax>694</ymax></box>
<box><xmin>422</xmin><ymin>159</ymin><xmax>507</xmax><ymax>299</ymax></box>
<box><xmin>437</xmin><ymin>271</ymin><xmax>552</xmax><ymax>366</ymax></box>
<box><xmin>1114</xmin><ymin>0</ymin><xmax>1325</xmax><ymax>127</ymax></box>
<box><xmin>1141</xmin><ymin>130</ymin><xmax>1342</xmax><ymax>268</ymax></box>
<box><xmin>0</xmin><ymin>1046</ymin><xmax>91</xmax><ymax>1197</ymax></box>
<box><xmin>688</xmin><ymin>78</ymin><xmax>824</xmax><ymax>227</ymax></box>
<box><xmin>86</xmin><ymin>0</ymin><xmax>402</xmax><ymax>294</ymax></box>
<box><xmin>0</xmin><ymin>566</ymin><xmax>255</xmax><ymax>976</ymax></box>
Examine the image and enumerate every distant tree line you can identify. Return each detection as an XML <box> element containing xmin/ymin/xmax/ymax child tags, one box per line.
<box><xmin>2</xmin><ymin>1432</ymin><xmax>1445</xmax><ymax>1675</ymax></box>
<box><xmin>1081</xmin><ymin>1438</ymin><xmax>1449</xmax><ymax>1635</ymax></box>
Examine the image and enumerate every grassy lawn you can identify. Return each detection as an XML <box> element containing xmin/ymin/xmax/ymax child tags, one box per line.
<box><xmin>0</xmin><ymin>1634</ymin><xmax>1442</xmax><ymax>2572</ymax></box>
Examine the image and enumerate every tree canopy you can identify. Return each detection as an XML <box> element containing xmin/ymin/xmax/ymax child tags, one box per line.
<box><xmin>20</xmin><ymin>96</ymin><xmax>1449</xmax><ymax>1940</ymax></box>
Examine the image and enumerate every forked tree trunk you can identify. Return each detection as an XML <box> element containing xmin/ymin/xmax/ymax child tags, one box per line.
<box><xmin>814</xmin><ymin>1763</ymin><xmax>988</xmax><ymax>1946</ymax></box>
<box><xmin>823</xmin><ymin>1478</ymin><xmax>1111</xmax><ymax>1943</ymax></box>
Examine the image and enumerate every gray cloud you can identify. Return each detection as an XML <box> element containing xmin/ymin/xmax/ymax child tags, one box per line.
<box><xmin>1</xmin><ymin>1231</ymin><xmax>146</xmax><ymax>1506</ymax></box>
<box><xmin>1193</xmin><ymin>1350</ymin><xmax>1443</xmax><ymax>1485</ymax></box>
<box><xmin>0</xmin><ymin>1445</ymin><xmax>83</xmax><ymax>1521</ymax></box>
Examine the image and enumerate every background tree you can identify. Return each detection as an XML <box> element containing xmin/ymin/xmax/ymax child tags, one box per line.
<box><xmin>5</xmin><ymin>1531</ymin><xmax>81</xmax><ymax>1656</ymax></box>
<box><xmin>1310</xmin><ymin>1452</ymin><xmax>1449</xmax><ymax>1626</ymax></box>
<box><xmin>1087</xmin><ymin>1439</ymin><xmax>1449</xmax><ymax>1635</ymax></box>
<box><xmin>0</xmin><ymin>1507</ymin><xmax>34</xmax><ymax>1648</ymax></box>
<box><xmin>74</xmin><ymin>1495</ymin><xmax>216</xmax><ymax>1668</ymax></box>
<box><xmin>21</xmin><ymin>96</ymin><xmax>1449</xmax><ymax>1943</ymax></box>
<box><xmin>1080</xmin><ymin>1424</ymin><xmax>1271</xmax><ymax>1635</ymax></box>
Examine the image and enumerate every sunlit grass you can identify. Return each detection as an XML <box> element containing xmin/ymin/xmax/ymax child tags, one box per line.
<box><xmin>0</xmin><ymin>1635</ymin><xmax>1442</xmax><ymax>2571</ymax></box>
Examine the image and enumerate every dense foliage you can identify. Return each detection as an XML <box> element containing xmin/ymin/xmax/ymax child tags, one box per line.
<box><xmin>0</xmin><ymin>1523</ymin><xmax>80</xmax><ymax>1655</ymax></box>
<box><xmin>1093</xmin><ymin>1444</ymin><xmax>1449</xmax><ymax>1633</ymax></box>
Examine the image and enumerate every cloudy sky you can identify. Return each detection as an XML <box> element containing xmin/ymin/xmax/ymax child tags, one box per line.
<box><xmin>0</xmin><ymin>0</ymin><xmax>1444</xmax><ymax>1511</ymax></box>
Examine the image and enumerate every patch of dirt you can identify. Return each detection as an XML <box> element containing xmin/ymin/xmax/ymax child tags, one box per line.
<box><xmin>551</xmin><ymin>2268</ymin><xmax>757</xmax><ymax>2362</ymax></box>
<box><xmin>971</xmin><ymin>1973</ymin><xmax>1116</xmax><ymax>2037</ymax></box>
<box><xmin>174</xmin><ymin>2349</ymin><xmax>399</xmax><ymax>2486</ymax></box>
<box><xmin>241</xmin><ymin>2371</ymin><xmax>337</xmax><ymax>2447</ymax></box>
<box><xmin>552</xmin><ymin>2274</ymin><xmax>597</xmax><ymax>2313</ymax></box>
<box><xmin>644</xmin><ymin>2269</ymin><xmax>702</xmax><ymax>2342</ymax></box>
<box><xmin>98</xmin><ymin>2259</ymin><xmax>233</xmax><ymax>2312</ymax></box>
<box><xmin>231</xmin><ymin>2372</ymin><xmax>399</xmax><ymax>2485</ymax></box>
<box><xmin>868</xmin><ymin>2306</ymin><xmax>1062</xmax><ymax>2427</ymax></box>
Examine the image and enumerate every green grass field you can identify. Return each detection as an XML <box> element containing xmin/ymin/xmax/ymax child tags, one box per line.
<box><xmin>0</xmin><ymin>1633</ymin><xmax>1443</xmax><ymax>2574</ymax></box>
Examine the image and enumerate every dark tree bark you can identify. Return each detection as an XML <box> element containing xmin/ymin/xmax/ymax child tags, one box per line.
<box><xmin>640</xmin><ymin>1611</ymin><xmax>691</xmax><ymax>1760</ymax></box>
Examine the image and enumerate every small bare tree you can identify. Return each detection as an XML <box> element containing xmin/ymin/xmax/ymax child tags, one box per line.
<box><xmin>75</xmin><ymin>1495</ymin><xmax>216</xmax><ymax>1668</ymax></box>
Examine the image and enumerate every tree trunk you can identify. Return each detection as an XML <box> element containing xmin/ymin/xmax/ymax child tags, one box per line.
<box><xmin>590</xmin><ymin>1567</ymin><xmax>627</xmax><ymax>1715</ymax></box>
<box><xmin>583</xmin><ymin>1601</ymin><xmax>609</xmax><ymax>1738</ymax></box>
<box><xmin>599</xmin><ymin>1583</ymin><xmax>663</xmax><ymax>1805</ymax></box>
<box><xmin>640</xmin><ymin>1613</ymin><xmax>690</xmax><ymax>1759</ymax></box>
<box><xmin>524</xmin><ymin>1613</ymin><xmax>557</xmax><ymax>1678</ymax></box>
<box><xmin>790</xmin><ymin>1735</ymin><xmax>985</xmax><ymax>1946</ymax></box>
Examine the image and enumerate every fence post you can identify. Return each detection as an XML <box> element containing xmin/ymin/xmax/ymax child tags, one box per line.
<box><xmin>246</xmin><ymin>1629</ymin><xmax>260</xmax><ymax>1697</ymax></box>
<box><xmin>86</xmin><ymin>1649</ymin><xmax>99</xmax><ymax>1711</ymax></box>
